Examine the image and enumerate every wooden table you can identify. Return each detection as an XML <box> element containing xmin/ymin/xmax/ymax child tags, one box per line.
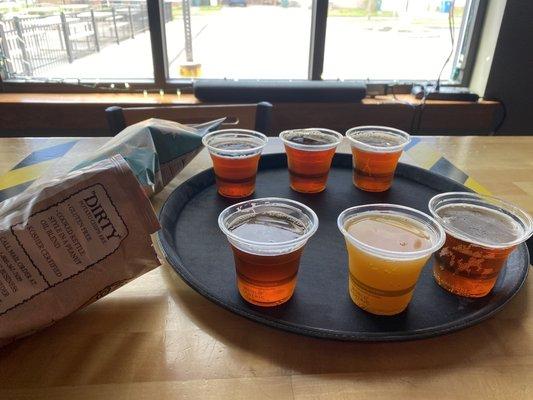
<box><xmin>0</xmin><ymin>136</ymin><xmax>531</xmax><ymax>399</ymax></box>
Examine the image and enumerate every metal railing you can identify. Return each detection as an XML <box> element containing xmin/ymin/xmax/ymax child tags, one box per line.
<box><xmin>0</xmin><ymin>2</ymin><xmax>170</xmax><ymax>79</ymax></box>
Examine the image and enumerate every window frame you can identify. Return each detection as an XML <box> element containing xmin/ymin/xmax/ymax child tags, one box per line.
<box><xmin>0</xmin><ymin>0</ymin><xmax>487</xmax><ymax>93</ymax></box>
<box><xmin>451</xmin><ymin>0</ymin><xmax>488</xmax><ymax>85</ymax></box>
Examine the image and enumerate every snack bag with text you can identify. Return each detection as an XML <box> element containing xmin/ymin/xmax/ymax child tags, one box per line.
<box><xmin>73</xmin><ymin>117</ymin><xmax>225</xmax><ymax>195</ymax></box>
<box><xmin>0</xmin><ymin>155</ymin><xmax>160</xmax><ymax>345</ymax></box>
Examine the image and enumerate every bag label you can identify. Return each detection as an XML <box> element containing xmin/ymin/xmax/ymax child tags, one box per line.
<box><xmin>0</xmin><ymin>184</ymin><xmax>128</xmax><ymax>314</ymax></box>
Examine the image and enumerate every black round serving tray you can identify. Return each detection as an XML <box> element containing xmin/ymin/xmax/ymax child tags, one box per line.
<box><xmin>158</xmin><ymin>153</ymin><xmax>530</xmax><ymax>341</ymax></box>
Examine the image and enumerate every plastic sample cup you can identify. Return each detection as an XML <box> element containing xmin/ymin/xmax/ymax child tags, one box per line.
<box><xmin>218</xmin><ymin>198</ymin><xmax>318</xmax><ymax>307</ymax></box>
<box><xmin>429</xmin><ymin>192</ymin><xmax>533</xmax><ymax>298</ymax></box>
<box><xmin>337</xmin><ymin>204</ymin><xmax>445</xmax><ymax>316</ymax></box>
<box><xmin>202</xmin><ymin>129</ymin><xmax>267</xmax><ymax>198</ymax></box>
<box><xmin>346</xmin><ymin>126</ymin><xmax>410</xmax><ymax>192</ymax></box>
<box><xmin>279</xmin><ymin>128</ymin><xmax>343</xmax><ymax>193</ymax></box>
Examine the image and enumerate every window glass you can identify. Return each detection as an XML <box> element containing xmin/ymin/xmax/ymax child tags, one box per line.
<box><xmin>0</xmin><ymin>1</ymin><xmax>153</xmax><ymax>81</ymax></box>
<box><xmin>164</xmin><ymin>0</ymin><xmax>312</xmax><ymax>79</ymax></box>
<box><xmin>322</xmin><ymin>0</ymin><xmax>465</xmax><ymax>81</ymax></box>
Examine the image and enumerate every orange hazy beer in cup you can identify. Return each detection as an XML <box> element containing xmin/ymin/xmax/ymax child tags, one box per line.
<box><xmin>202</xmin><ymin>129</ymin><xmax>267</xmax><ymax>198</ymax></box>
<box><xmin>279</xmin><ymin>128</ymin><xmax>343</xmax><ymax>193</ymax></box>
<box><xmin>337</xmin><ymin>204</ymin><xmax>445</xmax><ymax>315</ymax></box>
<box><xmin>218</xmin><ymin>198</ymin><xmax>318</xmax><ymax>307</ymax></box>
<box><xmin>346</xmin><ymin>126</ymin><xmax>410</xmax><ymax>192</ymax></box>
<box><xmin>429</xmin><ymin>192</ymin><xmax>533</xmax><ymax>298</ymax></box>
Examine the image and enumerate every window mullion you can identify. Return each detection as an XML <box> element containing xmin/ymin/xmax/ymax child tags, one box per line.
<box><xmin>147</xmin><ymin>0</ymin><xmax>168</xmax><ymax>88</ymax></box>
<box><xmin>308</xmin><ymin>0</ymin><xmax>329</xmax><ymax>80</ymax></box>
<box><xmin>453</xmin><ymin>0</ymin><xmax>488</xmax><ymax>86</ymax></box>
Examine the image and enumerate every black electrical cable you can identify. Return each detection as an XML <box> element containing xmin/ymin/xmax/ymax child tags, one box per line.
<box><xmin>414</xmin><ymin>94</ymin><xmax>429</xmax><ymax>134</ymax></box>
<box><xmin>416</xmin><ymin>0</ymin><xmax>456</xmax><ymax>133</ymax></box>
<box><xmin>390</xmin><ymin>85</ymin><xmax>418</xmax><ymax>133</ymax></box>
<box><xmin>492</xmin><ymin>99</ymin><xmax>507</xmax><ymax>134</ymax></box>
<box><xmin>436</xmin><ymin>0</ymin><xmax>456</xmax><ymax>91</ymax></box>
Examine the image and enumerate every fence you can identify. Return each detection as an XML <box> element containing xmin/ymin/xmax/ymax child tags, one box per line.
<box><xmin>0</xmin><ymin>2</ymin><xmax>170</xmax><ymax>78</ymax></box>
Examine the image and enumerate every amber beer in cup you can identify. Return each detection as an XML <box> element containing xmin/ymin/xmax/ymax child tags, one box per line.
<box><xmin>429</xmin><ymin>192</ymin><xmax>533</xmax><ymax>298</ymax></box>
<box><xmin>346</xmin><ymin>126</ymin><xmax>410</xmax><ymax>192</ymax></box>
<box><xmin>218</xmin><ymin>198</ymin><xmax>318</xmax><ymax>306</ymax></box>
<box><xmin>337</xmin><ymin>204</ymin><xmax>445</xmax><ymax>315</ymax></box>
<box><xmin>279</xmin><ymin>128</ymin><xmax>343</xmax><ymax>193</ymax></box>
<box><xmin>203</xmin><ymin>129</ymin><xmax>267</xmax><ymax>198</ymax></box>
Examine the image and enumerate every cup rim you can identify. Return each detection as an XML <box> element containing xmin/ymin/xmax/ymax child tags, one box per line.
<box><xmin>428</xmin><ymin>192</ymin><xmax>533</xmax><ymax>249</ymax></box>
<box><xmin>345</xmin><ymin>125</ymin><xmax>411</xmax><ymax>153</ymax></box>
<box><xmin>337</xmin><ymin>203</ymin><xmax>446</xmax><ymax>260</ymax></box>
<box><xmin>202</xmin><ymin>128</ymin><xmax>268</xmax><ymax>155</ymax></box>
<box><xmin>279</xmin><ymin>128</ymin><xmax>343</xmax><ymax>151</ymax></box>
<box><xmin>218</xmin><ymin>197</ymin><xmax>319</xmax><ymax>249</ymax></box>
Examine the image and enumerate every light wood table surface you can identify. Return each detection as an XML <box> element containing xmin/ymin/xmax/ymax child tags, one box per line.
<box><xmin>0</xmin><ymin>136</ymin><xmax>531</xmax><ymax>400</ymax></box>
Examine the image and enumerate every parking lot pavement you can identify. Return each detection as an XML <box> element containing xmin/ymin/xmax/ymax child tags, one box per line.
<box><xmin>169</xmin><ymin>7</ymin><xmax>457</xmax><ymax>80</ymax></box>
<box><xmin>44</xmin><ymin>6</ymin><xmax>457</xmax><ymax>81</ymax></box>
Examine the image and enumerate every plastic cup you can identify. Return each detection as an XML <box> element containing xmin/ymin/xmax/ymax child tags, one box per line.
<box><xmin>346</xmin><ymin>126</ymin><xmax>410</xmax><ymax>192</ymax></box>
<box><xmin>279</xmin><ymin>128</ymin><xmax>343</xmax><ymax>193</ymax></box>
<box><xmin>337</xmin><ymin>204</ymin><xmax>445</xmax><ymax>316</ymax></box>
<box><xmin>429</xmin><ymin>192</ymin><xmax>533</xmax><ymax>298</ymax></box>
<box><xmin>202</xmin><ymin>129</ymin><xmax>268</xmax><ymax>198</ymax></box>
<box><xmin>218</xmin><ymin>198</ymin><xmax>318</xmax><ymax>307</ymax></box>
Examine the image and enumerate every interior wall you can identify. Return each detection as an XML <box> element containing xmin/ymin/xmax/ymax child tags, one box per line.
<box><xmin>469</xmin><ymin>0</ymin><xmax>507</xmax><ymax>97</ymax></box>
<box><xmin>478</xmin><ymin>0</ymin><xmax>533</xmax><ymax>134</ymax></box>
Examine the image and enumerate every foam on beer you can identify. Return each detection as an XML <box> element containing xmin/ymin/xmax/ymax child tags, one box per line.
<box><xmin>436</xmin><ymin>203</ymin><xmax>523</xmax><ymax>246</ymax></box>
<box><xmin>345</xmin><ymin>213</ymin><xmax>433</xmax><ymax>253</ymax></box>
<box><xmin>352</xmin><ymin>130</ymin><xmax>406</xmax><ymax>148</ymax></box>
<box><xmin>208</xmin><ymin>137</ymin><xmax>262</xmax><ymax>156</ymax></box>
<box><xmin>228</xmin><ymin>211</ymin><xmax>306</xmax><ymax>243</ymax></box>
<box><xmin>284</xmin><ymin>129</ymin><xmax>339</xmax><ymax>145</ymax></box>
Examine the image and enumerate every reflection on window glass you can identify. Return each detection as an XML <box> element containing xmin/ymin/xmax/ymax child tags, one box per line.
<box><xmin>164</xmin><ymin>0</ymin><xmax>312</xmax><ymax>79</ymax></box>
<box><xmin>323</xmin><ymin>0</ymin><xmax>464</xmax><ymax>80</ymax></box>
<box><xmin>0</xmin><ymin>0</ymin><xmax>154</xmax><ymax>81</ymax></box>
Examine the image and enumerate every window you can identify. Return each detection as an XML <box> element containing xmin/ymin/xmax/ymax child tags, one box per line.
<box><xmin>323</xmin><ymin>0</ymin><xmax>464</xmax><ymax>80</ymax></box>
<box><xmin>0</xmin><ymin>0</ymin><xmax>485</xmax><ymax>89</ymax></box>
<box><xmin>163</xmin><ymin>1</ymin><xmax>312</xmax><ymax>79</ymax></box>
<box><xmin>0</xmin><ymin>0</ymin><xmax>154</xmax><ymax>82</ymax></box>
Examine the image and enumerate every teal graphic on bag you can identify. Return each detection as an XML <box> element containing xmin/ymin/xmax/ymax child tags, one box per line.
<box><xmin>73</xmin><ymin>118</ymin><xmax>225</xmax><ymax>195</ymax></box>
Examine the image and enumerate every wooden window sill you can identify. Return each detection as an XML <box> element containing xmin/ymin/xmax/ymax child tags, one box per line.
<box><xmin>0</xmin><ymin>93</ymin><xmax>199</xmax><ymax>105</ymax></box>
<box><xmin>0</xmin><ymin>93</ymin><xmax>498</xmax><ymax>106</ymax></box>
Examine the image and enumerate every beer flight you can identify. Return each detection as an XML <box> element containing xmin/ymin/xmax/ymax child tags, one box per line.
<box><xmin>202</xmin><ymin>127</ymin><xmax>533</xmax><ymax>316</ymax></box>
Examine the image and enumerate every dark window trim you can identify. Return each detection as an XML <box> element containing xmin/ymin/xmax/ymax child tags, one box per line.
<box><xmin>308</xmin><ymin>0</ymin><xmax>328</xmax><ymax>80</ymax></box>
<box><xmin>0</xmin><ymin>0</ymin><xmax>486</xmax><ymax>93</ymax></box>
<box><xmin>0</xmin><ymin>77</ymin><xmax>465</xmax><ymax>96</ymax></box>
<box><xmin>453</xmin><ymin>0</ymin><xmax>488</xmax><ymax>86</ymax></box>
<box><xmin>147</xmin><ymin>0</ymin><xmax>168</xmax><ymax>87</ymax></box>
<box><xmin>0</xmin><ymin>79</ymin><xmax>467</xmax><ymax>98</ymax></box>
<box><xmin>0</xmin><ymin>80</ymin><xmax>194</xmax><ymax>94</ymax></box>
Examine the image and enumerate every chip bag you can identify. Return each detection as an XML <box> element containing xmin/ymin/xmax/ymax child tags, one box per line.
<box><xmin>0</xmin><ymin>155</ymin><xmax>160</xmax><ymax>345</ymax></box>
<box><xmin>73</xmin><ymin>117</ymin><xmax>225</xmax><ymax>195</ymax></box>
